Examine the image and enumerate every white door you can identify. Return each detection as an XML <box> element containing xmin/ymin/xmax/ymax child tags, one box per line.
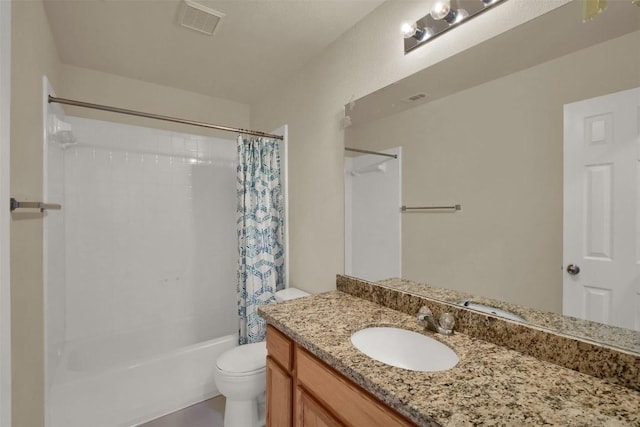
<box><xmin>563</xmin><ymin>87</ymin><xmax>640</xmax><ymax>331</ymax></box>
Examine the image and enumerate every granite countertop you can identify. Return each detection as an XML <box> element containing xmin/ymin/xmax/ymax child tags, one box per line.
<box><xmin>259</xmin><ymin>291</ymin><xmax>640</xmax><ymax>426</ymax></box>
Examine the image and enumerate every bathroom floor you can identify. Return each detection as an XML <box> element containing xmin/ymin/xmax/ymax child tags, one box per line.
<box><xmin>140</xmin><ymin>396</ymin><xmax>225</xmax><ymax>427</ymax></box>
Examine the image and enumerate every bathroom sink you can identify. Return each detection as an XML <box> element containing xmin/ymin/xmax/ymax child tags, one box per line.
<box><xmin>350</xmin><ymin>327</ymin><xmax>459</xmax><ymax>372</ymax></box>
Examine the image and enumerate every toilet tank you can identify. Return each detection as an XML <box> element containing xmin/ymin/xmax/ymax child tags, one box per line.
<box><xmin>274</xmin><ymin>288</ymin><xmax>310</xmax><ymax>302</ymax></box>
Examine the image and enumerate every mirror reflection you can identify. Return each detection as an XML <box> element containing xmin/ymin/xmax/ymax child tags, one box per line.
<box><xmin>344</xmin><ymin>0</ymin><xmax>640</xmax><ymax>352</ymax></box>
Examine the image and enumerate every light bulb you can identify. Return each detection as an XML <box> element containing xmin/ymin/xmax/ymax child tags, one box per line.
<box><xmin>402</xmin><ymin>22</ymin><xmax>431</xmax><ymax>41</ymax></box>
<box><xmin>431</xmin><ymin>0</ymin><xmax>451</xmax><ymax>20</ymax></box>
<box><xmin>401</xmin><ymin>22</ymin><xmax>418</xmax><ymax>38</ymax></box>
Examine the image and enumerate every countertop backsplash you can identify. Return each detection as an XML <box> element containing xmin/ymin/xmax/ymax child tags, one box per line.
<box><xmin>337</xmin><ymin>275</ymin><xmax>640</xmax><ymax>392</ymax></box>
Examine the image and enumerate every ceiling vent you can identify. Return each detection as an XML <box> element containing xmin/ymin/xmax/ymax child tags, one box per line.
<box><xmin>178</xmin><ymin>0</ymin><xmax>225</xmax><ymax>36</ymax></box>
<box><xmin>406</xmin><ymin>93</ymin><xmax>428</xmax><ymax>102</ymax></box>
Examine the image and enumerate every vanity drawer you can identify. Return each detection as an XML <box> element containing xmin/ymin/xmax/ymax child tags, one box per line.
<box><xmin>267</xmin><ymin>325</ymin><xmax>293</xmax><ymax>372</ymax></box>
<box><xmin>296</xmin><ymin>346</ymin><xmax>415</xmax><ymax>427</ymax></box>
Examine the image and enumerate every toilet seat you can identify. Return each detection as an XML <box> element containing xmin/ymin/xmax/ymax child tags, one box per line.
<box><xmin>216</xmin><ymin>341</ymin><xmax>267</xmax><ymax>377</ymax></box>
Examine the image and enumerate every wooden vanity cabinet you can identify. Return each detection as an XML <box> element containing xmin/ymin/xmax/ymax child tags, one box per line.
<box><xmin>266</xmin><ymin>325</ymin><xmax>294</xmax><ymax>426</ymax></box>
<box><xmin>266</xmin><ymin>325</ymin><xmax>415</xmax><ymax>427</ymax></box>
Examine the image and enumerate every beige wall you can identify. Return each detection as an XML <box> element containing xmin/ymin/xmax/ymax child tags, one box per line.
<box><xmin>249</xmin><ymin>0</ymin><xmax>569</xmax><ymax>294</ymax></box>
<box><xmin>10</xmin><ymin>1</ymin><xmax>61</xmax><ymax>426</ymax></box>
<box><xmin>1</xmin><ymin>1</ymin><xmax>12</xmax><ymax>425</ymax></box>
<box><xmin>346</xmin><ymin>31</ymin><xmax>640</xmax><ymax>313</ymax></box>
<box><xmin>57</xmin><ymin>64</ymin><xmax>250</xmax><ymax>139</ymax></box>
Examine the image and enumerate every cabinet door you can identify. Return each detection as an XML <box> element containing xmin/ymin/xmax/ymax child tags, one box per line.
<box><xmin>296</xmin><ymin>347</ymin><xmax>414</xmax><ymax>427</ymax></box>
<box><xmin>296</xmin><ymin>386</ymin><xmax>345</xmax><ymax>427</ymax></box>
<box><xmin>267</xmin><ymin>325</ymin><xmax>293</xmax><ymax>370</ymax></box>
<box><xmin>267</xmin><ymin>356</ymin><xmax>292</xmax><ymax>427</ymax></box>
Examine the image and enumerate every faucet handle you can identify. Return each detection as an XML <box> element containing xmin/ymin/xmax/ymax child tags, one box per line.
<box><xmin>417</xmin><ymin>306</ymin><xmax>432</xmax><ymax>316</ymax></box>
<box><xmin>439</xmin><ymin>312</ymin><xmax>455</xmax><ymax>331</ymax></box>
<box><xmin>417</xmin><ymin>306</ymin><xmax>432</xmax><ymax>324</ymax></box>
<box><xmin>417</xmin><ymin>306</ymin><xmax>455</xmax><ymax>335</ymax></box>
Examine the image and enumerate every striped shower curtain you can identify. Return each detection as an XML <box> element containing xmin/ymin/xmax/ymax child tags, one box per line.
<box><xmin>236</xmin><ymin>135</ymin><xmax>285</xmax><ymax>344</ymax></box>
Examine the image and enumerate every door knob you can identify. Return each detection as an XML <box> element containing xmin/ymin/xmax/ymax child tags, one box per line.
<box><xmin>566</xmin><ymin>264</ymin><xmax>580</xmax><ymax>275</ymax></box>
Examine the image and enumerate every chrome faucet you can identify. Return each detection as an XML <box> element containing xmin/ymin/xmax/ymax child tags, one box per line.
<box><xmin>417</xmin><ymin>306</ymin><xmax>455</xmax><ymax>336</ymax></box>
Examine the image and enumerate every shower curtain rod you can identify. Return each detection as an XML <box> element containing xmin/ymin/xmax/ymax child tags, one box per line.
<box><xmin>48</xmin><ymin>96</ymin><xmax>284</xmax><ymax>141</ymax></box>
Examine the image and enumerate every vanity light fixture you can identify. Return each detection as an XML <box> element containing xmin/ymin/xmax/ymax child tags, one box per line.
<box><xmin>403</xmin><ymin>0</ymin><xmax>507</xmax><ymax>54</ymax></box>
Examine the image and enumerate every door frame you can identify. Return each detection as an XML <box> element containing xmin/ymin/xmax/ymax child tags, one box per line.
<box><xmin>0</xmin><ymin>1</ymin><xmax>12</xmax><ymax>426</ymax></box>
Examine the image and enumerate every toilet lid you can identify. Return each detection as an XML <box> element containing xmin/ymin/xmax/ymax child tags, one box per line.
<box><xmin>216</xmin><ymin>341</ymin><xmax>267</xmax><ymax>375</ymax></box>
<box><xmin>275</xmin><ymin>287</ymin><xmax>310</xmax><ymax>302</ymax></box>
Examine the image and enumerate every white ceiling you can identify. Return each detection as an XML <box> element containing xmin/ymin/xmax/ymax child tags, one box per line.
<box><xmin>43</xmin><ymin>0</ymin><xmax>385</xmax><ymax>104</ymax></box>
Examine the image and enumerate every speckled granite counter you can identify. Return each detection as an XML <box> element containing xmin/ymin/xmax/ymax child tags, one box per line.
<box><xmin>338</xmin><ymin>276</ymin><xmax>639</xmax><ymax>392</ymax></box>
<box><xmin>259</xmin><ymin>291</ymin><xmax>640</xmax><ymax>426</ymax></box>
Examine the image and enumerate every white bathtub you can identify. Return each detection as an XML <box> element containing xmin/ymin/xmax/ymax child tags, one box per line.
<box><xmin>48</xmin><ymin>317</ymin><xmax>237</xmax><ymax>427</ymax></box>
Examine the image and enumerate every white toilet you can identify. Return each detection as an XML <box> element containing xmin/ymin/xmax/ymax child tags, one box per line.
<box><xmin>214</xmin><ymin>287</ymin><xmax>310</xmax><ymax>427</ymax></box>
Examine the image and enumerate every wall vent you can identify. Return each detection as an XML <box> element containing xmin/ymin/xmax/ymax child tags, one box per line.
<box><xmin>399</xmin><ymin>93</ymin><xmax>429</xmax><ymax>106</ymax></box>
<box><xmin>178</xmin><ymin>0</ymin><xmax>225</xmax><ymax>36</ymax></box>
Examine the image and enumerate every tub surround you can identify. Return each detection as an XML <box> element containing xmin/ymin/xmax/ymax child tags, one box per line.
<box><xmin>50</xmin><ymin>333</ymin><xmax>236</xmax><ymax>427</ymax></box>
<box><xmin>259</xmin><ymin>289</ymin><xmax>640</xmax><ymax>425</ymax></box>
<box><xmin>337</xmin><ymin>275</ymin><xmax>640</xmax><ymax>392</ymax></box>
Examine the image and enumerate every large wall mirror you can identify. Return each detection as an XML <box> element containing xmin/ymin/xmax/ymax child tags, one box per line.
<box><xmin>344</xmin><ymin>0</ymin><xmax>639</xmax><ymax>353</ymax></box>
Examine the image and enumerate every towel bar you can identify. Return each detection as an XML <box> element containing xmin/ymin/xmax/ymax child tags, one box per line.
<box><xmin>10</xmin><ymin>198</ymin><xmax>61</xmax><ymax>212</ymax></box>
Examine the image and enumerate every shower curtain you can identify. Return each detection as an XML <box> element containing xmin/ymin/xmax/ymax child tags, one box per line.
<box><xmin>236</xmin><ymin>135</ymin><xmax>285</xmax><ymax>344</ymax></box>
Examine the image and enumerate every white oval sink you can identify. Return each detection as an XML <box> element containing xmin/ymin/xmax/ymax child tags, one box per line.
<box><xmin>350</xmin><ymin>327</ymin><xmax>459</xmax><ymax>372</ymax></box>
